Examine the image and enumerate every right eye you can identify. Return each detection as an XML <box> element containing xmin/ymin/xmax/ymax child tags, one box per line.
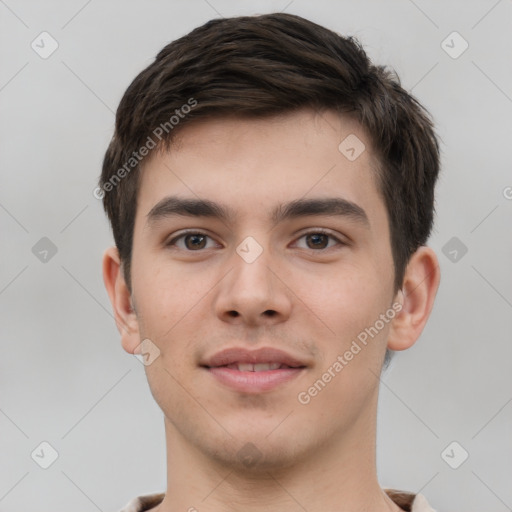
<box><xmin>166</xmin><ymin>231</ymin><xmax>220</xmax><ymax>251</ymax></box>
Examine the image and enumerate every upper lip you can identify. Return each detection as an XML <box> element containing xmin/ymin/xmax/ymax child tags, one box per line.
<box><xmin>201</xmin><ymin>347</ymin><xmax>307</xmax><ymax>368</ymax></box>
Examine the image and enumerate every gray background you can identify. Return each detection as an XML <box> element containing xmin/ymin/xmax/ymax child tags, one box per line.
<box><xmin>1</xmin><ymin>1</ymin><xmax>511</xmax><ymax>511</ymax></box>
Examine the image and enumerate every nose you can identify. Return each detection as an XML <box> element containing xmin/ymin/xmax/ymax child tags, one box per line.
<box><xmin>213</xmin><ymin>246</ymin><xmax>293</xmax><ymax>327</ymax></box>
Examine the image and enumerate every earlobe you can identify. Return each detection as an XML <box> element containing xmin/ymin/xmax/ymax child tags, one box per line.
<box><xmin>102</xmin><ymin>247</ymin><xmax>140</xmax><ymax>354</ymax></box>
<box><xmin>387</xmin><ymin>246</ymin><xmax>440</xmax><ymax>351</ymax></box>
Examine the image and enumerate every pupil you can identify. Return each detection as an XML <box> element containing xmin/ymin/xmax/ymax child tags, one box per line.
<box><xmin>307</xmin><ymin>233</ymin><xmax>328</xmax><ymax>249</ymax></box>
<box><xmin>186</xmin><ymin>234</ymin><xmax>206</xmax><ymax>250</ymax></box>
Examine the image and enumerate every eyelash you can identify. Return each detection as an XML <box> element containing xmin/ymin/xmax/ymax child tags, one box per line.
<box><xmin>165</xmin><ymin>228</ymin><xmax>346</xmax><ymax>251</ymax></box>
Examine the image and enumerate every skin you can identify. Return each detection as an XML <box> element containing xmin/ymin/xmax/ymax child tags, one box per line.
<box><xmin>103</xmin><ymin>109</ymin><xmax>440</xmax><ymax>512</ymax></box>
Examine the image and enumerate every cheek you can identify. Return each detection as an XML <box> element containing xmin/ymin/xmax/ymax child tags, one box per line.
<box><xmin>291</xmin><ymin>264</ymin><xmax>380</xmax><ymax>329</ymax></box>
<box><xmin>290</xmin><ymin>264</ymin><xmax>391</xmax><ymax>370</ymax></box>
<box><xmin>131</xmin><ymin>261</ymin><xmax>217</xmax><ymax>384</ymax></box>
<box><xmin>132</xmin><ymin>256</ymin><xmax>209</xmax><ymax>335</ymax></box>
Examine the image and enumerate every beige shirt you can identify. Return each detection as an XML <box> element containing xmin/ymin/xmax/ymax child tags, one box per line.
<box><xmin>118</xmin><ymin>489</ymin><xmax>437</xmax><ymax>511</ymax></box>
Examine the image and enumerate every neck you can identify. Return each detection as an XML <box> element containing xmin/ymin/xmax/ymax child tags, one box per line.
<box><xmin>154</xmin><ymin>391</ymin><xmax>401</xmax><ymax>512</ymax></box>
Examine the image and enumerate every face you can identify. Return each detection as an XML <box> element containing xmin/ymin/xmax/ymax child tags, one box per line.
<box><xmin>127</xmin><ymin>109</ymin><xmax>399</xmax><ymax>470</ymax></box>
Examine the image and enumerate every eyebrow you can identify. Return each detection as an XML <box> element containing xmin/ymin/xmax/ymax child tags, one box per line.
<box><xmin>146</xmin><ymin>196</ymin><xmax>370</xmax><ymax>228</ymax></box>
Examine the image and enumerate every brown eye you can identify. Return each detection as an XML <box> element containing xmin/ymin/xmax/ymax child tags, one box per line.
<box><xmin>305</xmin><ymin>233</ymin><xmax>329</xmax><ymax>249</ymax></box>
<box><xmin>166</xmin><ymin>232</ymin><xmax>217</xmax><ymax>251</ymax></box>
<box><xmin>184</xmin><ymin>234</ymin><xmax>207</xmax><ymax>250</ymax></box>
<box><xmin>294</xmin><ymin>230</ymin><xmax>345</xmax><ymax>251</ymax></box>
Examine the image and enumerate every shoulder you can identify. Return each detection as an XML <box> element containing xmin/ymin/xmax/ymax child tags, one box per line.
<box><xmin>118</xmin><ymin>490</ymin><xmax>437</xmax><ymax>512</ymax></box>
<box><xmin>117</xmin><ymin>492</ymin><xmax>165</xmax><ymax>512</ymax></box>
<box><xmin>385</xmin><ymin>488</ymin><xmax>437</xmax><ymax>512</ymax></box>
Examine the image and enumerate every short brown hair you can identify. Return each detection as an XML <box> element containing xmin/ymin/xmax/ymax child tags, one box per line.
<box><xmin>100</xmin><ymin>12</ymin><xmax>440</xmax><ymax>294</ymax></box>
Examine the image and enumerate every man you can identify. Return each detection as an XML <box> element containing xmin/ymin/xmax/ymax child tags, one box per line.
<box><xmin>100</xmin><ymin>12</ymin><xmax>441</xmax><ymax>512</ymax></box>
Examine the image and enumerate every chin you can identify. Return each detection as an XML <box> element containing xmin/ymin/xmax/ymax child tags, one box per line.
<box><xmin>206</xmin><ymin>437</ymin><xmax>305</xmax><ymax>474</ymax></box>
<box><xmin>195</xmin><ymin>420</ymin><xmax>316</xmax><ymax>472</ymax></box>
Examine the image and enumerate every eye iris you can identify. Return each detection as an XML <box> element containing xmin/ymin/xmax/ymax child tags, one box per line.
<box><xmin>185</xmin><ymin>234</ymin><xmax>206</xmax><ymax>250</ymax></box>
<box><xmin>181</xmin><ymin>233</ymin><xmax>332</xmax><ymax>250</ymax></box>
<box><xmin>306</xmin><ymin>233</ymin><xmax>328</xmax><ymax>249</ymax></box>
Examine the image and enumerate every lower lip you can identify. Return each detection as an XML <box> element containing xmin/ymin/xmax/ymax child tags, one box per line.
<box><xmin>205</xmin><ymin>367</ymin><xmax>305</xmax><ymax>393</ymax></box>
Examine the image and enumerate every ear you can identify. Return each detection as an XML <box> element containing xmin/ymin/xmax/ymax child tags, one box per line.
<box><xmin>102</xmin><ymin>247</ymin><xmax>140</xmax><ymax>354</ymax></box>
<box><xmin>387</xmin><ymin>246</ymin><xmax>440</xmax><ymax>351</ymax></box>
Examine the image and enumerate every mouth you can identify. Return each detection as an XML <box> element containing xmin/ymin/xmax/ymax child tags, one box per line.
<box><xmin>219</xmin><ymin>362</ymin><xmax>303</xmax><ymax>371</ymax></box>
<box><xmin>200</xmin><ymin>347</ymin><xmax>308</xmax><ymax>393</ymax></box>
<box><xmin>203</xmin><ymin>365</ymin><xmax>306</xmax><ymax>393</ymax></box>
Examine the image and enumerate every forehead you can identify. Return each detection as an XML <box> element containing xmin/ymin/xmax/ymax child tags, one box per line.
<box><xmin>136</xmin><ymin>109</ymin><xmax>386</xmax><ymax>230</ymax></box>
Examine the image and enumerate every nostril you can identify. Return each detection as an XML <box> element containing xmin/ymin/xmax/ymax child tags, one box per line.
<box><xmin>227</xmin><ymin>311</ymin><xmax>239</xmax><ymax>317</ymax></box>
<box><xmin>264</xmin><ymin>310</ymin><xmax>277</xmax><ymax>317</ymax></box>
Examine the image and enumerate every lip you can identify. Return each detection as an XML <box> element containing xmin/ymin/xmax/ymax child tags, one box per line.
<box><xmin>206</xmin><ymin>366</ymin><xmax>305</xmax><ymax>393</ymax></box>
<box><xmin>202</xmin><ymin>347</ymin><xmax>307</xmax><ymax>368</ymax></box>
<box><xmin>201</xmin><ymin>347</ymin><xmax>308</xmax><ymax>393</ymax></box>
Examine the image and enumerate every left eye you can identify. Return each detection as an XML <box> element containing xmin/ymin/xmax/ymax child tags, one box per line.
<box><xmin>294</xmin><ymin>232</ymin><xmax>342</xmax><ymax>250</ymax></box>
